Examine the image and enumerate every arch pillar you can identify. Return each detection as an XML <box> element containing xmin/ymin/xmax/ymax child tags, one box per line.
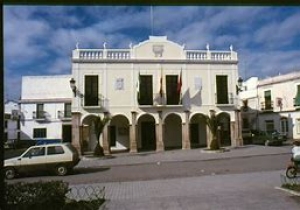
<box><xmin>234</xmin><ymin>109</ymin><xmax>243</xmax><ymax>147</ymax></box>
<box><xmin>156</xmin><ymin>111</ymin><xmax>164</xmax><ymax>152</ymax></box>
<box><xmin>182</xmin><ymin>110</ymin><xmax>191</xmax><ymax>150</ymax></box>
<box><xmin>102</xmin><ymin>112</ymin><xmax>111</xmax><ymax>155</ymax></box>
<box><xmin>71</xmin><ymin>112</ymin><xmax>82</xmax><ymax>155</ymax></box>
<box><xmin>102</xmin><ymin>125</ymin><xmax>111</xmax><ymax>155</ymax></box>
<box><xmin>130</xmin><ymin>111</ymin><xmax>138</xmax><ymax>153</ymax></box>
<box><xmin>206</xmin><ymin>124</ymin><xmax>212</xmax><ymax>149</ymax></box>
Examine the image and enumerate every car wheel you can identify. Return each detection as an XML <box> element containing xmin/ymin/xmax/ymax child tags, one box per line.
<box><xmin>286</xmin><ymin>167</ymin><xmax>297</xmax><ymax>178</ymax></box>
<box><xmin>5</xmin><ymin>167</ymin><xmax>16</xmax><ymax>179</ymax></box>
<box><xmin>55</xmin><ymin>165</ymin><xmax>68</xmax><ymax>176</ymax></box>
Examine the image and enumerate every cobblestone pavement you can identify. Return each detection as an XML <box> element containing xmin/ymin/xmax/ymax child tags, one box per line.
<box><xmin>70</xmin><ymin>145</ymin><xmax>300</xmax><ymax>210</ymax></box>
<box><xmin>70</xmin><ymin>170</ymin><xmax>300</xmax><ymax>210</ymax></box>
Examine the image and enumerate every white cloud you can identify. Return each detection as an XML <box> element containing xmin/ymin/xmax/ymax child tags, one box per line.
<box><xmin>3</xmin><ymin>6</ymin><xmax>300</xmax><ymax>100</ymax></box>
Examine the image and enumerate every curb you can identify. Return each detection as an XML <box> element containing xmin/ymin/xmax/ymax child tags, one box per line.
<box><xmin>275</xmin><ymin>186</ymin><xmax>300</xmax><ymax>196</ymax></box>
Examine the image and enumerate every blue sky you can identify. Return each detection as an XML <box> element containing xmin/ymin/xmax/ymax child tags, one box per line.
<box><xmin>4</xmin><ymin>6</ymin><xmax>300</xmax><ymax>100</ymax></box>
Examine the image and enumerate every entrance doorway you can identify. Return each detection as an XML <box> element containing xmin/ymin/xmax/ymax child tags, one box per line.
<box><xmin>62</xmin><ymin>124</ymin><xmax>72</xmax><ymax>143</ymax></box>
<box><xmin>141</xmin><ymin>122</ymin><xmax>156</xmax><ymax>150</ymax></box>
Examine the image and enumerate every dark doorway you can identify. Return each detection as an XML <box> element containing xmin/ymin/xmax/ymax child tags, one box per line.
<box><xmin>109</xmin><ymin>126</ymin><xmax>116</xmax><ymax>147</ymax></box>
<box><xmin>141</xmin><ymin>122</ymin><xmax>156</xmax><ymax>150</ymax></box>
<box><xmin>190</xmin><ymin>123</ymin><xmax>199</xmax><ymax>146</ymax></box>
<box><xmin>62</xmin><ymin>125</ymin><xmax>72</xmax><ymax>142</ymax></box>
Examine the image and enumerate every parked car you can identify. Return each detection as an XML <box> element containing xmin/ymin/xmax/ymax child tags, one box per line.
<box><xmin>4</xmin><ymin>143</ymin><xmax>80</xmax><ymax>179</ymax></box>
<box><xmin>252</xmin><ymin>130</ymin><xmax>286</xmax><ymax>146</ymax></box>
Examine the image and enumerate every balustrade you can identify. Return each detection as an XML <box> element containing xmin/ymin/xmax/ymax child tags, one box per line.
<box><xmin>75</xmin><ymin>49</ymin><xmax>236</xmax><ymax>61</ymax></box>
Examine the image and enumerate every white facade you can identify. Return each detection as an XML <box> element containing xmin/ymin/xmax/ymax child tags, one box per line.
<box><xmin>71</xmin><ymin>36</ymin><xmax>242</xmax><ymax>154</ymax></box>
<box><xmin>240</xmin><ymin>71</ymin><xmax>300</xmax><ymax>140</ymax></box>
<box><xmin>4</xmin><ymin>100</ymin><xmax>20</xmax><ymax>142</ymax></box>
<box><xmin>20</xmin><ymin>75</ymin><xmax>73</xmax><ymax>143</ymax></box>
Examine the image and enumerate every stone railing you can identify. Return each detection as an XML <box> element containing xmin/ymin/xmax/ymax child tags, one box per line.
<box><xmin>74</xmin><ymin>49</ymin><xmax>237</xmax><ymax>61</ymax></box>
<box><xmin>76</xmin><ymin>49</ymin><xmax>131</xmax><ymax>60</ymax></box>
<box><xmin>186</xmin><ymin>50</ymin><xmax>237</xmax><ymax>61</ymax></box>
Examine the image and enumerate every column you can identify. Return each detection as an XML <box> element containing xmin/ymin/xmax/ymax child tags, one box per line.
<box><xmin>102</xmin><ymin>112</ymin><xmax>111</xmax><ymax>155</ymax></box>
<box><xmin>71</xmin><ymin>112</ymin><xmax>82</xmax><ymax>155</ymax></box>
<box><xmin>206</xmin><ymin>124</ymin><xmax>211</xmax><ymax>149</ymax></box>
<box><xmin>130</xmin><ymin>111</ymin><xmax>138</xmax><ymax>153</ymax></box>
<box><xmin>156</xmin><ymin>111</ymin><xmax>164</xmax><ymax>152</ymax></box>
<box><xmin>102</xmin><ymin>125</ymin><xmax>111</xmax><ymax>155</ymax></box>
<box><xmin>182</xmin><ymin>111</ymin><xmax>191</xmax><ymax>149</ymax></box>
<box><xmin>235</xmin><ymin>109</ymin><xmax>243</xmax><ymax>147</ymax></box>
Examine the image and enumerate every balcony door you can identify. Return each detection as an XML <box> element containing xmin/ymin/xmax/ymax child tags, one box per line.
<box><xmin>138</xmin><ymin>75</ymin><xmax>153</xmax><ymax>105</ymax></box>
<box><xmin>85</xmin><ymin>75</ymin><xmax>99</xmax><ymax>106</ymax></box>
<box><xmin>216</xmin><ymin>76</ymin><xmax>229</xmax><ymax>104</ymax></box>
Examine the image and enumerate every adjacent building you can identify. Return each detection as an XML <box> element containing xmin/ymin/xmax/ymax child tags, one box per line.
<box><xmin>19</xmin><ymin>75</ymin><xmax>73</xmax><ymax>143</ymax></box>
<box><xmin>240</xmin><ymin>71</ymin><xmax>300</xmax><ymax>140</ymax></box>
<box><xmin>4</xmin><ymin>100</ymin><xmax>20</xmax><ymax>145</ymax></box>
<box><xmin>70</xmin><ymin>36</ymin><xmax>243</xmax><ymax>154</ymax></box>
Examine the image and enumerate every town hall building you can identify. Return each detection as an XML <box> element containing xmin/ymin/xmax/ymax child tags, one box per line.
<box><xmin>70</xmin><ymin>36</ymin><xmax>243</xmax><ymax>155</ymax></box>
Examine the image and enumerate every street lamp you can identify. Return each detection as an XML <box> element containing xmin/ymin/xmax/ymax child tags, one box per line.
<box><xmin>236</xmin><ymin>77</ymin><xmax>244</xmax><ymax>94</ymax></box>
<box><xmin>69</xmin><ymin>78</ymin><xmax>77</xmax><ymax>97</ymax></box>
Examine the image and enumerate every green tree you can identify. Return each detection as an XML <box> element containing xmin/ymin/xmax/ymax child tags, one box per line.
<box><xmin>93</xmin><ymin>115</ymin><xmax>111</xmax><ymax>156</ymax></box>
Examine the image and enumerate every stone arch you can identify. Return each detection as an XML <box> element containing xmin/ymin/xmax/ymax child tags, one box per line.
<box><xmin>164</xmin><ymin>113</ymin><xmax>182</xmax><ymax>149</ymax></box>
<box><xmin>190</xmin><ymin>113</ymin><xmax>208</xmax><ymax>148</ymax></box>
<box><xmin>109</xmin><ymin>114</ymin><xmax>130</xmax><ymax>152</ymax></box>
<box><xmin>217</xmin><ymin>112</ymin><xmax>231</xmax><ymax>146</ymax></box>
<box><xmin>137</xmin><ymin>114</ymin><xmax>156</xmax><ymax>151</ymax></box>
<box><xmin>162</xmin><ymin>112</ymin><xmax>183</xmax><ymax>124</ymax></box>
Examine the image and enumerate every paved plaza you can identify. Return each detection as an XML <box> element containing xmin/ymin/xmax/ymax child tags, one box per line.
<box><xmin>71</xmin><ymin>144</ymin><xmax>300</xmax><ymax>209</ymax></box>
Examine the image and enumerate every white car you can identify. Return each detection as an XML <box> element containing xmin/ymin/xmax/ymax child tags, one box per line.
<box><xmin>4</xmin><ymin>143</ymin><xmax>80</xmax><ymax>179</ymax></box>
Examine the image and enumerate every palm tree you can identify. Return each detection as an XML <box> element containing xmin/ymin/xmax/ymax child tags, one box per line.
<box><xmin>206</xmin><ymin>110</ymin><xmax>220</xmax><ymax>150</ymax></box>
<box><xmin>93</xmin><ymin>115</ymin><xmax>111</xmax><ymax>156</ymax></box>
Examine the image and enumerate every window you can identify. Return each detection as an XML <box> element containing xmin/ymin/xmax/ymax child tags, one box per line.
<box><xmin>33</xmin><ymin>128</ymin><xmax>47</xmax><ymax>138</ymax></box>
<box><xmin>47</xmin><ymin>146</ymin><xmax>65</xmax><ymax>155</ymax></box>
<box><xmin>264</xmin><ymin>90</ymin><xmax>272</xmax><ymax>110</ymax></box>
<box><xmin>280</xmin><ymin>118</ymin><xmax>288</xmax><ymax>134</ymax></box>
<box><xmin>64</xmin><ymin>103</ymin><xmax>71</xmax><ymax>118</ymax></box>
<box><xmin>297</xmin><ymin>119</ymin><xmax>300</xmax><ymax>134</ymax></box>
<box><xmin>265</xmin><ymin>120</ymin><xmax>274</xmax><ymax>134</ymax></box>
<box><xmin>166</xmin><ymin>75</ymin><xmax>180</xmax><ymax>105</ymax></box>
<box><xmin>138</xmin><ymin>75</ymin><xmax>153</xmax><ymax>105</ymax></box>
<box><xmin>294</xmin><ymin>85</ymin><xmax>300</xmax><ymax>107</ymax></box>
<box><xmin>216</xmin><ymin>76</ymin><xmax>229</xmax><ymax>104</ymax></box>
<box><xmin>85</xmin><ymin>75</ymin><xmax>99</xmax><ymax>106</ymax></box>
<box><xmin>24</xmin><ymin>147</ymin><xmax>45</xmax><ymax>157</ymax></box>
<box><xmin>36</xmin><ymin>104</ymin><xmax>44</xmax><ymax>119</ymax></box>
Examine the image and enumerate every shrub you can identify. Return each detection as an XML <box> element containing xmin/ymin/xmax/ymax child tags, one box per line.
<box><xmin>5</xmin><ymin>181</ymin><xmax>69</xmax><ymax>210</ymax></box>
<box><xmin>282</xmin><ymin>183</ymin><xmax>300</xmax><ymax>192</ymax></box>
<box><xmin>4</xmin><ymin>181</ymin><xmax>105</xmax><ymax>210</ymax></box>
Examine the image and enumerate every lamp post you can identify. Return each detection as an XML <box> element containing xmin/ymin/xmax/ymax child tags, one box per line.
<box><xmin>235</xmin><ymin>77</ymin><xmax>244</xmax><ymax>146</ymax></box>
<box><xmin>237</xmin><ymin>77</ymin><xmax>244</xmax><ymax>94</ymax></box>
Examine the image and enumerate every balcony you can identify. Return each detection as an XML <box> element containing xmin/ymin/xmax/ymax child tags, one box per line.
<box><xmin>215</xmin><ymin>92</ymin><xmax>235</xmax><ymax>106</ymax></box>
<box><xmin>138</xmin><ymin>93</ymin><xmax>183</xmax><ymax>108</ymax></box>
<box><xmin>33</xmin><ymin>111</ymin><xmax>49</xmax><ymax>121</ymax></box>
<box><xmin>260</xmin><ymin>101</ymin><xmax>274</xmax><ymax>112</ymax></box>
<box><xmin>57</xmin><ymin>111</ymin><xmax>72</xmax><ymax>121</ymax></box>
<box><xmin>82</xmin><ymin>94</ymin><xmax>109</xmax><ymax>111</ymax></box>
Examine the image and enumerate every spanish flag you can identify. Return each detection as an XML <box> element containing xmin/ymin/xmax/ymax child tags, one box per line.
<box><xmin>159</xmin><ymin>66</ymin><xmax>163</xmax><ymax>98</ymax></box>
